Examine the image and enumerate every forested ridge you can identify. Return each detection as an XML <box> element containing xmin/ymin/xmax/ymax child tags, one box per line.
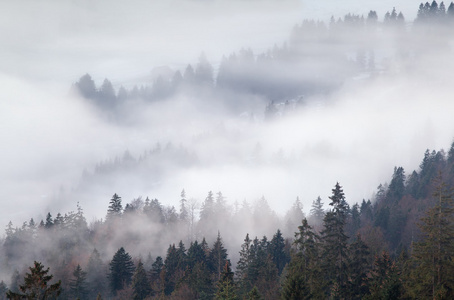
<box><xmin>72</xmin><ymin>2</ymin><xmax>454</xmax><ymax>117</ymax></box>
<box><xmin>2</xmin><ymin>2</ymin><xmax>454</xmax><ymax>299</ymax></box>
<box><xmin>2</xmin><ymin>141</ymin><xmax>454</xmax><ymax>299</ymax></box>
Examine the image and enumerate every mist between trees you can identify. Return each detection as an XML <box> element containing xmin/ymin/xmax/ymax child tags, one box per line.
<box><xmin>2</xmin><ymin>141</ymin><xmax>454</xmax><ymax>299</ymax></box>
<box><xmin>2</xmin><ymin>1</ymin><xmax>454</xmax><ymax>299</ymax></box>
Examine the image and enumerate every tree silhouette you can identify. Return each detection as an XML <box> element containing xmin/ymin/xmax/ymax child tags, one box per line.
<box><xmin>6</xmin><ymin>261</ymin><xmax>61</xmax><ymax>299</ymax></box>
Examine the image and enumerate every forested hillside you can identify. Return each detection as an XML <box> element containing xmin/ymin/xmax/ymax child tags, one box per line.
<box><xmin>2</xmin><ymin>1</ymin><xmax>454</xmax><ymax>299</ymax></box>
<box><xmin>2</xmin><ymin>141</ymin><xmax>454</xmax><ymax>299</ymax></box>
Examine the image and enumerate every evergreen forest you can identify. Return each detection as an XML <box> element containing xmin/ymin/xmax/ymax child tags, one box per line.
<box><xmin>2</xmin><ymin>1</ymin><xmax>454</xmax><ymax>299</ymax></box>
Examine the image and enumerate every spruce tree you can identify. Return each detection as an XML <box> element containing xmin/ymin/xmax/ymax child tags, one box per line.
<box><xmin>106</xmin><ymin>193</ymin><xmax>123</xmax><ymax>222</ymax></box>
<box><xmin>215</xmin><ymin>261</ymin><xmax>238</xmax><ymax>300</ymax></box>
<box><xmin>209</xmin><ymin>232</ymin><xmax>228</xmax><ymax>281</ymax></box>
<box><xmin>366</xmin><ymin>251</ymin><xmax>402</xmax><ymax>300</ymax></box>
<box><xmin>69</xmin><ymin>264</ymin><xmax>88</xmax><ymax>300</ymax></box>
<box><xmin>109</xmin><ymin>247</ymin><xmax>135</xmax><ymax>295</ymax></box>
<box><xmin>86</xmin><ymin>248</ymin><xmax>108</xmax><ymax>298</ymax></box>
<box><xmin>409</xmin><ymin>175</ymin><xmax>454</xmax><ymax>298</ymax></box>
<box><xmin>6</xmin><ymin>261</ymin><xmax>61</xmax><ymax>299</ymax></box>
<box><xmin>132</xmin><ymin>260</ymin><xmax>151</xmax><ymax>300</ymax></box>
<box><xmin>268</xmin><ymin>229</ymin><xmax>289</xmax><ymax>275</ymax></box>
<box><xmin>347</xmin><ymin>234</ymin><xmax>371</xmax><ymax>299</ymax></box>
<box><xmin>320</xmin><ymin>182</ymin><xmax>349</xmax><ymax>298</ymax></box>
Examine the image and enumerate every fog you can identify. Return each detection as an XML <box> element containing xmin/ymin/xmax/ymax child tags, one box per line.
<box><xmin>1</xmin><ymin>0</ymin><xmax>454</xmax><ymax>238</ymax></box>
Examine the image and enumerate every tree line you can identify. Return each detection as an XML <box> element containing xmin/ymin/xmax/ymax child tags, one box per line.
<box><xmin>3</xmin><ymin>140</ymin><xmax>454</xmax><ymax>298</ymax></box>
<box><xmin>72</xmin><ymin>2</ymin><xmax>454</xmax><ymax>116</ymax></box>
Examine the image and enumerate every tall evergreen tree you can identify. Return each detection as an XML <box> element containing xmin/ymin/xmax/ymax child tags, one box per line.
<box><xmin>291</xmin><ymin>218</ymin><xmax>324</xmax><ymax>298</ymax></box>
<box><xmin>209</xmin><ymin>232</ymin><xmax>228</xmax><ymax>282</ymax></box>
<box><xmin>310</xmin><ymin>196</ymin><xmax>324</xmax><ymax>222</ymax></box>
<box><xmin>215</xmin><ymin>261</ymin><xmax>238</xmax><ymax>300</ymax></box>
<box><xmin>86</xmin><ymin>248</ymin><xmax>108</xmax><ymax>298</ymax></box>
<box><xmin>69</xmin><ymin>264</ymin><xmax>88</xmax><ymax>300</ymax></box>
<box><xmin>321</xmin><ymin>182</ymin><xmax>350</xmax><ymax>298</ymax></box>
<box><xmin>106</xmin><ymin>193</ymin><xmax>123</xmax><ymax>222</ymax></box>
<box><xmin>347</xmin><ymin>234</ymin><xmax>371</xmax><ymax>299</ymax></box>
<box><xmin>6</xmin><ymin>261</ymin><xmax>61</xmax><ymax>299</ymax></box>
<box><xmin>366</xmin><ymin>251</ymin><xmax>402</xmax><ymax>300</ymax></box>
<box><xmin>268</xmin><ymin>229</ymin><xmax>289</xmax><ymax>275</ymax></box>
<box><xmin>109</xmin><ymin>247</ymin><xmax>135</xmax><ymax>295</ymax></box>
<box><xmin>409</xmin><ymin>175</ymin><xmax>454</xmax><ymax>299</ymax></box>
<box><xmin>132</xmin><ymin>260</ymin><xmax>151</xmax><ymax>300</ymax></box>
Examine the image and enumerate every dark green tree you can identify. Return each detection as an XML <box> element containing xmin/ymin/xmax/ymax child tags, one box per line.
<box><xmin>246</xmin><ymin>286</ymin><xmax>263</xmax><ymax>300</ymax></box>
<box><xmin>86</xmin><ymin>248</ymin><xmax>108</xmax><ymax>298</ymax></box>
<box><xmin>6</xmin><ymin>261</ymin><xmax>61</xmax><ymax>299</ymax></box>
<box><xmin>215</xmin><ymin>261</ymin><xmax>238</xmax><ymax>300</ymax></box>
<box><xmin>365</xmin><ymin>251</ymin><xmax>402</xmax><ymax>300</ymax></box>
<box><xmin>347</xmin><ymin>234</ymin><xmax>371</xmax><ymax>299</ymax></box>
<box><xmin>321</xmin><ymin>182</ymin><xmax>350</xmax><ymax>299</ymax></box>
<box><xmin>268</xmin><ymin>229</ymin><xmax>289</xmax><ymax>275</ymax></box>
<box><xmin>290</xmin><ymin>218</ymin><xmax>324</xmax><ymax>298</ymax></box>
<box><xmin>69</xmin><ymin>264</ymin><xmax>88</xmax><ymax>300</ymax></box>
<box><xmin>409</xmin><ymin>175</ymin><xmax>454</xmax><ymax>299</ymax></box>
<box><xmin>132</xmin><ymin>260</ymin><xmax>151</xmax><ymax>300</ymax></box>
<box><xmin>209</xmin><ymin>232</ymin><xmax>228</xmax><ymax>282</ymax></box>
<box><xmin>109</xmin><ymin>247</ymin><xmax>135</xmax><ymax>295</ymax></box>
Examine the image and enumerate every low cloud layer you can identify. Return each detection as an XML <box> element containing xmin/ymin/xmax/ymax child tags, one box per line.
<box><xmin>1</xmin><ymin>0</ymin><xmax>453</xmax><ymax>228</ymax></box>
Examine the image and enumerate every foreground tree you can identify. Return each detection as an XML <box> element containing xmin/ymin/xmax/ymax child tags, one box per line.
<box><xmin>109</xmin><ymin>247</ymin><xmax>135</xmax><ymax>295</ymax></box>
<box><xmin>6</xmin><ymin>261</ymin><xmax>61</xmax><ymax>299</ymax></box>
<box><xmin>69</xmin><ymin>264</ymin><xmax>88</xmax><ymax>300</ymax></box>
<box><xmin>215</xmin><ymin>261</ymin><xmax>238</xmax><ymax>300</ymax></box>
<box><xmin>321</xmin><ymin>182</ymin><xmax>350</xmax><ymax>298</ymax></box>
<box><xmin>409</xmin><ymin>175</ymin><xmax>454</xmax><ymax>298</ymax></box>
<box><xmin>132</xmin><ymin>260</ymin><xmax>151</xmax><ymax>300</ymax></box>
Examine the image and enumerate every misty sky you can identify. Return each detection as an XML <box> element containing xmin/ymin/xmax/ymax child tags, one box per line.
<box><xmin>1</xmin><ymin>0</ymin><xmax>453</xmax><ymax>226</ymax></box>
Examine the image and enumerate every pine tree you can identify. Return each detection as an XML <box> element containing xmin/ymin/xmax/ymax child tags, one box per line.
<box><xmin>132</xmin><ymin>260</ymin><xmax>151</xmax><ymax>300</ymax></box>
<box><xmin>409</xmin><ymin>175</ymin><xmax>454</xmax><ymax>298</ymax></box>
<box><xmin>268</xmin><ymin>229</ymin><xmax>289</xmax><ymax>275</ymax></box>
<box><xmin>6</xmin><ymin>261</ymin><xmax>61</xmax><ymax>299</ymax></box>
<box><xmin>106</xmin><ymin>193</ymin><xmax>123</xmax><ymax>222</ymax></box>
<box><xmin>69</xmin><ymin>264</ymin><xmax>88</xmax><ymax>300</ymax></box>
<box><xmin>347</xmin><ymin>234</ymin><xmax>371</xmax><ymax>299</ymax></box>
<box><xmin>365</xmin><ymin>251</ymin><xmax>402</xmax><ymax>300</ymax></box>
<box><xmin>320</xmin><ymin>182</ymin><xmax>349</xmax><ymax>299</ymax></box>
<box><xmin>246</xmin><ymin>286</ymin><xmax>263</xmax><ymax>300</ymax></box>
<box><xmin>209</xmin><ymin>232</ymin><xmax>228</xmax><ymax>282</ymax></box>
<box><xmin>109</xmin><ymin>247</ymin><xmax>135</xmax><ymax>295</ymax></box>
<box><xmin>310</xmin><ymin>196</ymin><xmax>324</xmax><ymax>222</ymax></box>
<box><xmin>215</xmin><ymin>261</ymin><xmax>238</xmax><ymax>300</ymax></box>
<box><xmin>290</xmin><ymin>218</ymin><xmax>324</xmax><ymax>298</ymax></box>
<box><xmin>236</xmin><ymin>233</ymin><xmax>252</xmax><ymax>295</ymax></box>
<box><xmin>86</xmin><ymin>248</ymin><xmax>108</xmax><ymax>298</ymax></box>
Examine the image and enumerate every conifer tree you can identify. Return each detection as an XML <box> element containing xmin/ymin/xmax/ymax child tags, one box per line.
<box><xmin>246</xmin><ymin>286</ymin><xmax>263</xmax><ymax>300</ymax></box>
<box><xmin>69</xmin><ymin>264</ymin><xmax>88</xmax><ymax>300</ymax></box>
<box><xmin>109</xmin><ymin>247</ymin><xmax>135</xmax><ymax>295</ymax></box>
<box><xmin>290</xmin><ymin>218</ymin><xmax>324</xmax><ymax>298</ymax></box>
<box><xmin>321</xmin><ymin>182</ymin><xmax>349</xmax><ymax>298</ymax></box>
<box><xmin>347</xmin><ymin>234</ymin><xmax>371</xmax><ymax>299</ymax></box>
<box><xmin>268</xmin><ymin>229</ymin><xmax>289</xmax><ymax>275</ymax></box>
<box><xmin>366</xmin><ymin>251</ymin><xmax>402</xmax><ymax>300</ymax></box>
<box><xmin>209</xmin><ymin>232</ymin><xmax>228</xmax><ymax>281</ymax></box>
<box><xmin>132</xmin><ymin>260</ymin><xmax>151</xmax><ymax>300</ymax></box>
<box><xmin>215</xmin><ymin>261</ymin><xmax>238</xmax><ymax>300</ymax></box>
<box><xmin>310</xmin><ymin>196</ymin><xmax>324</xmax><ymax>222</ymax></box>
<box><xmin>86</xmin><ymin>248</ymin><xmax>108</xmax><ymax>298</ymax></box>
<box><xmin>236</xmin><ymin>233</ymin><xmax>252</xmax><ymax>295</ymax></box>
<box><xmin>6</xmin><ymin>261</ymin><xmax>61</xmax><ymax>299</ymax></box>
<box><xmin>106</xmin><ymin>193</ymin><xmax>123</xmax><ymax>222</ymax></box>
<box><xmin>409</xmin><ymin>175</ymin><xmax>454</xmax><ymax>299</ymax></box>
